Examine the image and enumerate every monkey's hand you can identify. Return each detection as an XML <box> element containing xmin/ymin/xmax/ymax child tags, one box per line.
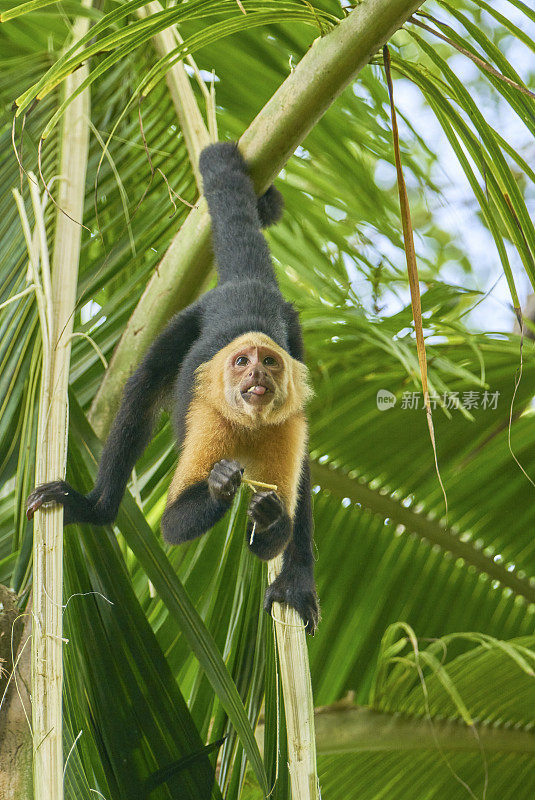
<box><xmin>26</xmin><ymin>480</ymin><xmax>97</xmax><ymax>525</ymax></box>
<box><xmin>247</xmin><ymin>491</ymin><xmax>291</xmax><ymax>560</ymax></box>
<box><xmin>208</xmin><ymin>459</ymin><xmax>243</xmax><ymax>503</ymax></box>
<box><xmin>247</xmin><ymin>490</ymin><xmax>283</xmax><ymax>529</ymax></box>
<box><xmin>264</xmin><ymin>566</ymin><xmax>320</xmax><ymax>636</ymax></box>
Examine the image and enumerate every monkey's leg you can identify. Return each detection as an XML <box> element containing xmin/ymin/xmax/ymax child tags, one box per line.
<box><xmin>162</xmin><ymin>459</ymin><xmax>242</xmax><ymax>545</ymax></box>
<box><xmin>263</xmin><ymin>461</ymin><xmax>319</xmax><ymax>635</ymax></box>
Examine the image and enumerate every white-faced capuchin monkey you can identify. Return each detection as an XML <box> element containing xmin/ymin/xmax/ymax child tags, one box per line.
<box><xmin>27</xmin><ymin>142</ymin><xmax>320</xmax><ymax>634</ymax></box>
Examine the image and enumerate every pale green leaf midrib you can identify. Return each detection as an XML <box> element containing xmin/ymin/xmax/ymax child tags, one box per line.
<box><xmin>311</xmin><ymin>462</ymin><xmax>535</xmax><ymax>604</ymax></box>
<box><xmin>314</xmin><ymin>705</ymin><xmax>535</xmax><ymax>754</ymax></box>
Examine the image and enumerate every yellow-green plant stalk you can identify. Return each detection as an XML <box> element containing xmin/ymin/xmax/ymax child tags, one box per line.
<box><xmin>268</xmin><ymin>555</ymin><xmax>319</xmax><ymax>799</ymax></box>
<box><xmin>31</xmin><ymin>5</ymin><xmax>91</xmax><ymax>799</ymax></box>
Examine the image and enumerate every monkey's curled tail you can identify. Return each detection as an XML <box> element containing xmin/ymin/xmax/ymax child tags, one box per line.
<box><xmin>199</xmin><ymin>142</ymin><xmax>283</xmax><ymax>285</ymax></box>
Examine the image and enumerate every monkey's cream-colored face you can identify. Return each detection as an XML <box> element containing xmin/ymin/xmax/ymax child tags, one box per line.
<box><xmin>195</xmin><ymin>332</ymin><xmax>312</xmax><ymax>426</ymax></box>
<box><xmin>229</xmin><ymin>343</ymin><xmax>282</xmax><ymax>408</ymax></box>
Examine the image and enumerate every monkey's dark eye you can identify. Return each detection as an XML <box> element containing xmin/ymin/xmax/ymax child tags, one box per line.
<box><xmin>235</xmin><ymin>356</ymin><xmax>249</xmax><ymax>367</ymax></box>
<box><xmin>263</xmin><ymin>356</ymin><xmax>278</xmax><ymax>367</ymax></box>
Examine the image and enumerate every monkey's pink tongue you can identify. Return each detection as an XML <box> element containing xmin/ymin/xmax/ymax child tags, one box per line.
<box><xmin>250</xmin><ymin>386</ymin><xmax>267</xmax><ymax>395</ymax></box>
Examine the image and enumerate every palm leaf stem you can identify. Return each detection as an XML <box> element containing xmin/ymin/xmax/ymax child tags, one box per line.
<box><xmin>136</xmin><ymin>1</ymin><xmax>211</xmax><ymax>187</ymax></box>
<box><xmin>30</xmin><ymin>5</ymin><xmax>92</xmax><ymax>799</ymax></box>
<box><xmin>255</xmin><ymin>704</ymin><xmax>535</xmax><ymax>755</ymax></box>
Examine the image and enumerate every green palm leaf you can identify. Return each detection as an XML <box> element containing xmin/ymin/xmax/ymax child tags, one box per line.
<box><xmin>1</xmin><ymin>1</ymin><xmax>535</xmax><ymax>797</ymax></box>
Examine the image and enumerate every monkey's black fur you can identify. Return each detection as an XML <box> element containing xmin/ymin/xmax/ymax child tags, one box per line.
<box><xmin>27</xmin><ymin>142</ymin><xmax>319</xmax><ymax>634</ymax></box>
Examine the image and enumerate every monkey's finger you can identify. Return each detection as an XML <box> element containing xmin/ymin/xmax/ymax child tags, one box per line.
<box><xmin>221</xmin><ymin>468</ymin><xmax>242</xmax><ymax>491</ymax></box>
<box><xmin>249</xmin><ymin>490</ymin><xmax>281</xmax><ymax>509</ymax></box>
<box><xmin>248</xmin><ymin>491</ymin><xmax>282</xmax><ymax>524</ymax></box>
<box><xmin>306</xmin><ymin>618</ymin><xmax>317</xmax><ymax>636</ymax></box>
<box><xmin>210</xmin><ymin>460</ymin><xmax>240</xmax><ymax>478</ymax></box>
<box><xmin>211</xmin><ymin>478</ymin><xmax>237</xmax><ymax>497</ymax></box>
<box><xmin>213</xmin><ymin>460</ymin><xmax>243</xmax><ymax>485</ymax></box>
<box><xmin>305</xmin><ymin>599</ymin><xmax>321</xmax><ymax>636</ymax></box>
<box><xmin>218</xmin><ymin>458</ymin><xmax>243</xmax><ymax>474</ymax></box>
<box><xmin>209</xmin><ymin>464</ymin><xmax>242</xmax><ymax>500</ymax></box>
<box><xmin>224</xmin><ymin>465</ymin><xmax>243</xmax><ymax>485</ymax></box>
<box><xmin>264</xmin><ymin>582</ymin><xmax>320</xmax><ymax>636</ymax></box>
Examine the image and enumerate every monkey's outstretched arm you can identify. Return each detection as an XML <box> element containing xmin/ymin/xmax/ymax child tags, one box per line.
<box><xmin>26</xmin><ymin>304</ymin><xmax>202</xmax><ymax>525</ymax></box>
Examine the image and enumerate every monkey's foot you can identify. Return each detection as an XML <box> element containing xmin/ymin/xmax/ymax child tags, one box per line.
<box><xmin>26</xmin><ymin>481</ymin><xmax>71</xmax><ymax>520</ymax></box>
<box><xmin>208</xmin><ymin>459</ymin><xmax>243</xmax><ymax>503</ymax></box>
<box><xmin>264</xmin><ymin>569</ymin><xmax>320</xmax><ymax>636</ymax></box>
<box><xmin>26</xmin><ymin>480</ymin><xmax>99</xmax><ymax>525</ymax></box>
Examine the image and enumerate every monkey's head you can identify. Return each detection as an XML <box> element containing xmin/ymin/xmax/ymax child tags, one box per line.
<box><xmin>196</xmin><ymin>332</ymin><xmax>312</xmax><ymax>427</ymax></box>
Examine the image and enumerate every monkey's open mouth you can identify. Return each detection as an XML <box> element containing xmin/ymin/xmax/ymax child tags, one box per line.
<box><xmin>241</xmin><ymin>381</ymin><xmax>273</xmax><ymax>403</ymax></box>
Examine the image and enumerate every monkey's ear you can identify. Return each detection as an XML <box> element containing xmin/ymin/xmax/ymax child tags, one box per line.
<box><xmin>288</xmin><ymin>357</ymin><xmax>313</xmax><ymax>412</ymax></box>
